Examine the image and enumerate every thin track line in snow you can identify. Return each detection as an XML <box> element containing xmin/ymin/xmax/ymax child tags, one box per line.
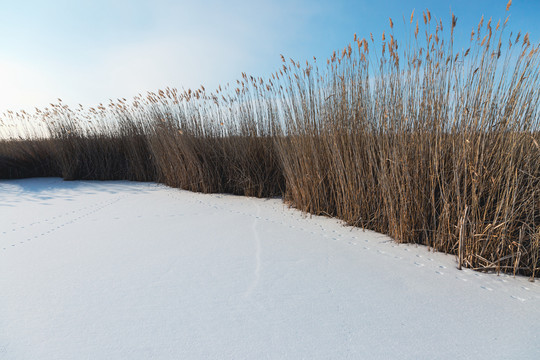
<box><xmin>244</xmin><ymin>198</ymin><xmax>262</xmax><ymax>298</ymax></box>
<box><xmin>1</xmin><ymin>195</ymin><xmax>125</xmax><ymax>251</ymax></box>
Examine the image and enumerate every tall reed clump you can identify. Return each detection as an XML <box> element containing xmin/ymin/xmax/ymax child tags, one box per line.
<box><xmin>46</xmin><ymin>102</ymin><xmax>157</xmax><ymax>182</ymax></box>
<box><xmin>0</xmin><ymin>1</ymin><xmax>538</xmax><ymax>278</ymax></box>
<box><xmin>0</xmin><ymin>110</ymin><xmax>60</xmax><ymax>178</ymax></box>
<box><xmin>144</xmin><ymin>86</ymin><xmax>284</xmax><ymax>197</ymax></box>
<box><xmin>274</xmin><ymin>2</ymin><xmax>540</xmax><ymax>278</ymax></box>
<box><xmin>0</xmin><ymin>138</ymin><xmax>59</xmax><ymax>179</ymax></box>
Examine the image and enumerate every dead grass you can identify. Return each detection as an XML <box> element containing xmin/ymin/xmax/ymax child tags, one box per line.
<box><xmin>1</xmin><ymin>2</ymin><xmax>538</xmax><ymax>278</ymax></box>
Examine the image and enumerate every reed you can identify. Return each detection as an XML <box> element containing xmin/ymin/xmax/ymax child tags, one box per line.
<box><xmin>1</xmin><ymin>1</ymin><xmax>538</xmax><ymax>278</ymax></box>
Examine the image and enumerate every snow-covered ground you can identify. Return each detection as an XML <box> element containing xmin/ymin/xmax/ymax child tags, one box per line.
<box><xmin>1</xmin><ymin>178</ymin><xmax>539</xmax><ymax>359</ymax></box>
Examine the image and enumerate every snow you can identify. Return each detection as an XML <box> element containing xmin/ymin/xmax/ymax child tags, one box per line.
<box><xmin>1</xmin><ymin>178</ymin><xmax>539</xmax><ymax>359</ymax></box>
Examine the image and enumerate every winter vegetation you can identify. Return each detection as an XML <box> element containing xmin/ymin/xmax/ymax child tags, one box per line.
<box><xmin>1</xmin><ymin>2</ymin><xmax>539</xmax><ymax>278</ymax></box>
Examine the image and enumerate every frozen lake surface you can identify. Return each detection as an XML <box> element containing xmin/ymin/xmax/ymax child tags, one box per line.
<box><xmin>1</xmin><ymin>178</ymin><xmax>539</xmax><ymax>359</ymax></box>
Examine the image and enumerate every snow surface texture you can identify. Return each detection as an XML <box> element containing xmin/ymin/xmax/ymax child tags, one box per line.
<box><xmin>1</xmin><ymin>178</ymin><xmax>539</xmax><ymax>359</ymax></box>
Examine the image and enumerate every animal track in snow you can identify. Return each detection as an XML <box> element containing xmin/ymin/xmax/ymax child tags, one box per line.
<box><xmin>1</xmin><ymin>196</ymin><xmax>123</xmax><ymax>252</ymax></box>
<box><xmin>244</xmin><ymin>199</ymin><xmax>262</xmax><ymax>298</ymax></box>
<box><xmin>164</xmin><ymin>187</ymin><xmax>540</xmax><ymax>299</ymax></box>
<box><xmin>4</xmin><ymin>197</ymin><xmax>116</xmax><ymax>236</ymax></box>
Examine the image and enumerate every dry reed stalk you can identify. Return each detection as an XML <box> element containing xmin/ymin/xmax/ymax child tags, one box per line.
<box><xmin>0</xmin><ymin>2</ymin><xmax>538</xmax><ymax>278</ymax></box>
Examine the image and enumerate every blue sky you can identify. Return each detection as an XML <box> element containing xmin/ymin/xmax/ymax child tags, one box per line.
<box><xmin>0</xmin><ymin>0</ymin><xmax>538</xmax><ymax>112</ymax></box>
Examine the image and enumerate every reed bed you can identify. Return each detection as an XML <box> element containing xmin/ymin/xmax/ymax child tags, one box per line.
<box><xmin>1</xmin><ymin>2</ymin><xmax>539</xmax><ymax>278</ymax></box>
